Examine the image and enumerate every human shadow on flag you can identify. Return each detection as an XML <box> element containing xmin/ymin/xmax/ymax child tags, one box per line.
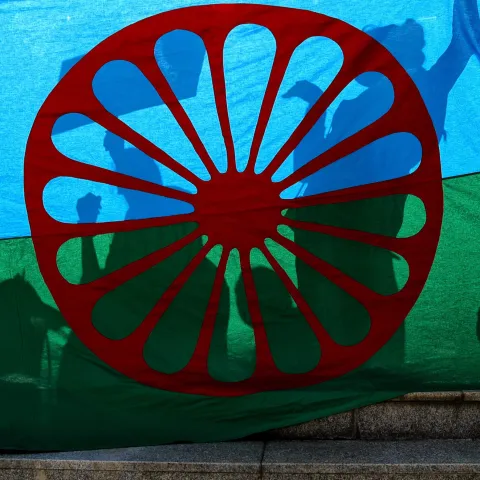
<box><xmin>0</xmin><ymin>273</ymin><xmax>66</xmax><ymax>439</ymax></box>
<box><xmin>53</xmin><ymin>29</ymin><xmax>206</xmax><ymax>135</ymax></box>
<box><xmin>50</xmin><ymin>29</ymin><xmax>233</xmax><ymax>388</ymax></box>
<box><xmin>72</xmin><ymin>133</ymin><xmax>228</xmax><ymax>373</ymax></box>
<box><xmin>280</xmin><ymin>0</ymin><xmax>479</xmax><ymax>378</ymax></box>
<box><xmin>476</xmin><ymin>308</ymin><xmax>480</xmax><ymax>343</ymax></box>
<box><xmin>43</xmin><ymin>29</ymin><xmax>238</xmax><ymax>413</ymax></box>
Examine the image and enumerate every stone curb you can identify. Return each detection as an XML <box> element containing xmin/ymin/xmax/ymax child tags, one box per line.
<box><xmin>0</xmin><ymin>443</ymin><xmax>263</xmax><ymax>473</ymax></box>
<box><xmin>0</xmin><ymin>443</ymin><xmax>263</xmax><ymax>479</ymax></box>
<box><xmin>263</xmin><ymin>440</ymin><xmax>480</xmax><ymax>474</ymax></box>
<box><xmin>3</xmin><ymin>440</ymin><xmax>480</xmax><ymax>479</ymax></box>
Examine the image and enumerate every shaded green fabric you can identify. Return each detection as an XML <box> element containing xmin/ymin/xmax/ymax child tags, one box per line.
<box><xmin>0</xmin><ymin>173</ymin><xmax>479</xmax><ymax>451</ymax></box>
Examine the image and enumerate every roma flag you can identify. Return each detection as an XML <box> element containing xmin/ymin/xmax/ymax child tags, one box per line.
<box><xmin>1</xmin><ymin>0</ymin><xmax>479</xmax><ymax>450</ymax></box>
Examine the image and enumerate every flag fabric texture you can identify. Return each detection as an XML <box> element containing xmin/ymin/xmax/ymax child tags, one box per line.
<box><xmin>1</xmin><ymin>0</ymin><xmax>480</xmax><ymax>451</ymax></box>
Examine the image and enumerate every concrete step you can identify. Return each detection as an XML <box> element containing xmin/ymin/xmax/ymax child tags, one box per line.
<box><xmin>259</xmin><ymin>392</ymin><xmax>480</xmax><ymax>441</ymax></box>
<box><xmin>263</xmin><ymin>440</ymin><xmax>480</xmax><ymax>479</ymax></box>
<box><xmin>2</xmin><ymin>440</ymin><xmax>480</xmax><ymax>479</ymax></box>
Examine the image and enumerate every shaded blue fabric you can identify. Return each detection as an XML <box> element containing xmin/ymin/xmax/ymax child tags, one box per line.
<box><xmin>0</xmin><ymin>0</ymin><xmax>479</xmax><ymax>238</ymax></box>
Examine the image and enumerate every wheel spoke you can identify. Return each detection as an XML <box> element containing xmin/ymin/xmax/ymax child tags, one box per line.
<box><xmin>135</xmin><ymin>55</ymin><xmax>219</xmax><ymax>177</ymax></box>
<box><xmin>53</xmin><ymin>152</ymin><xmax>194</xmax><ymax>204</ymax></box>
<box><xmin>278</xmin><ymin>108</ymin><xmax>399</xmax><ymax>190</ymax></box>
<box><xmin>186</xmin><ymin>249</ymin><xmax>229</xmax><ymax>371</ymax></box>
<box><xmin>203</xmin><ymin>32</ymin><xmax>236</xmax><ymax>171</ymax></box>
<box><xmin>261</xmin><ymin>246</ymin><xmax>337</xmax><ymax>351</ymax></box>
<box><xmin>282</xmin><ymin>218</ymin><xmax>414</xmax><ymax>257</ymax></box>
<box><xmin>245</xmin><ymin>38</ymin><xmax>298</xmax><ymax>173</ymax></box>
<box><xmin>282</xmin><ymin>173</ymin><xmax>417</xmax><ymax>208</ymax></box>
<box><xmin>125</xmin><ymin>242</ymin><xmax>211</xmax><ymax>349</ymax></box>
<box><xmin>79</xmin><ymin>230</ymin><xmax>202</xmax><ymax>303</ymax></box>
<box><xmin>82</xmin><ymin>94</ymin><xmax>202</xmax><ymax>186</ymax></box>
<box><xmin>52</xmin><ymin>213</ymin><xmax>197</xmax><ymax>239</ymax></box>
<box><xmin>273</xmin><ymin>233</ymin><xmax>382</xmax><ymax>311</ymax></box>
<box><xmin>261</xmin><ymin>67</ymin><xmax>352</xmax><ymax>178</ymax></box>
<box><xmin>240</xmin><ymin>251</ymin><xmax>277</xmax><ymax>375</ymax></box>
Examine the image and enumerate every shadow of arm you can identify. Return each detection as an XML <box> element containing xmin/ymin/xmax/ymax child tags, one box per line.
<box><xmin>428</xmin><ymin>0</ymin><xmax>479</xmax><ymax>94</ymax></box>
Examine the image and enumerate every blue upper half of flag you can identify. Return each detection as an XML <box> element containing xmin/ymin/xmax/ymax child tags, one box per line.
<box><xmin>0</xmin><ymin>0</ymin><xmax>479</xmax><ymax>239</ymax></box>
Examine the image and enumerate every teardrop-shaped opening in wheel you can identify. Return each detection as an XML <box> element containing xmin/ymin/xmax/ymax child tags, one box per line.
<box><xmin>277</xmin><ymin>224</ymin><xmax>409</xmax><ymax>296</ymax></box>
<box><xmin>57</xmin><ymin>222</ymin><xmax>199</xmax><ymax>285</ymax></box>
<box><xmin>43</xmin><ymin>177</ymin><xmax>194</xmax><ymax>225</ymax></box>
<box><xmin>208</xmin><ymin>248</ymin><xmax>256</xmax><ymax>382</ymax></box>
<box><xmin>224</xmin><ymin>24</ymin><xmax>276</xmax><ymax>172</ymax></box>
<box><xmin>52</xmin><ymin>115</ymin><xmax>197</xmax><ymax>194</ymax></box>
<box><xmin>248</xmin><ymin>247</ymin><xmax>321</xmax><ymax>374</ymax></box>
<box><xmin>280</xmin><ymin>132</ymin><xmax>421</xmax><ymax>199</ymax></box>
<box><xmin>155</xmin><ymin>30</ymin><xmax>227</xmax><ymax>174</ymax></box>
<box><xmin>144</xmin><ymin>244</ymin><xmax>223</xmax><ymax>374</ymax></box>
<box><xmin>282</xmin><ymin>194</ymin><xmax>426</xmax><ymax>239</ymax></box>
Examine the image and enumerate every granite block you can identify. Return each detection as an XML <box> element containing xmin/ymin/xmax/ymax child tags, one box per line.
<box><xmin>0</xmin><ymin>472</ymin><xmax>258</xmax><ymax>480</ymax></box>
<box><xmin>262</xmin><ymin>440</ymin><xmax>480</xmax><ymax>475</ymax></box>
<box><xmin>357</xmin><ymin>402</ymin><xmax>480</xmax><ymax>439</ymax></box>
<box><xmin>262</xmin><ymin>412</ymin><xmax>354</xmax><ymax>440</ymax></box>
<box><xmin>390</xmin><ymin>392</ymin><xmax>463</xmax><ymax>402</ymax></box>
<box><xmin>0</xmin><ymin>442</ymin><xmax>263</xmax><ymax>478</ymax></box>
<box><xmin>262</xmin><ymin>474</ymin><xmax>480</xmax><ymax>479</ymax></box>
<box><xmin>464</xmin><ymin>391</ymin><xmax>480</xmax><ymax>402</ymax></box>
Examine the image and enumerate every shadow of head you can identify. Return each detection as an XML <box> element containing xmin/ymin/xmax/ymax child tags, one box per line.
<box><xmin>363</xmin><ymin>19</ymin><xmax>425</xmax><ymax>74</ymax></box>
<box><xmin>282</xmin><ymin>80</ymin><xmax>323</xmax><ymax>104</ymax></box>
<box><xmin>0</xmin><ymin>274</ymin><xmax>64</xmax><ymax>332</ymax></box>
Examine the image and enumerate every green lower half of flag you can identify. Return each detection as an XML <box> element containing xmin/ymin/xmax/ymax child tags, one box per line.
<box><xmin>0</xmin><ymin>173</ymin><xmax>479</xmax><ymax>451</ymax></box>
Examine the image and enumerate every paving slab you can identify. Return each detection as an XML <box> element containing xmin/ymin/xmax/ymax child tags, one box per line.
<box><xmin>262</xmin><ymin>440</ymin><xmax>480</xmax><ymax>478</ymax></box>
<box><xmin>0</xmin><ymin>442</ymin><xmax>264</xmax><ymax>479</ymax></box>
<box><xmin>4</xmin><ymin>440</ymin><xmax>480</xmax><ymax>479</ymax></box>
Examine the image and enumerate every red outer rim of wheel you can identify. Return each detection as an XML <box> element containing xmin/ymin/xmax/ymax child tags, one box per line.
<box><xmin>24</xmin><ymin>4</ymin><xmax>443</xmax><ymax>396</ymax></box>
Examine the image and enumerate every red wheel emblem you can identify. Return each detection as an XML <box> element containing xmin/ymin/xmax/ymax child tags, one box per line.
<box><xmin>25</xmin><ymin>4</ymin><xmax>443</xmax><ymax>396</ymax></box>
